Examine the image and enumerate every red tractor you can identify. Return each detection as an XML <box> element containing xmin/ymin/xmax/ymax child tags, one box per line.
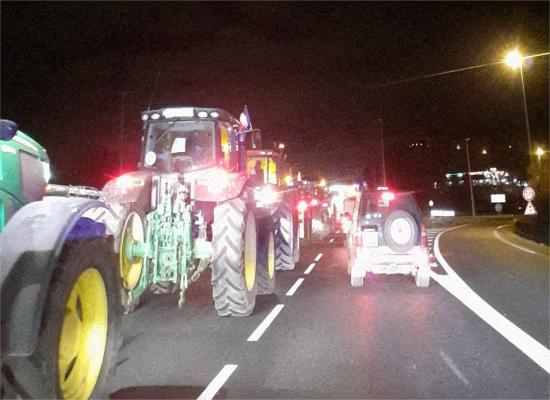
<box><xmin>103</xmin><ymin>106</ymin><xmax>300</xmax><ymax>316</ymax></box>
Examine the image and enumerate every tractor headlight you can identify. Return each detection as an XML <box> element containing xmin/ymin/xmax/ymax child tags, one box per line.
<box><xmin>42</xmin><ymin>161</ymin><xmax>51</xmax><ymax>182</ymax></box>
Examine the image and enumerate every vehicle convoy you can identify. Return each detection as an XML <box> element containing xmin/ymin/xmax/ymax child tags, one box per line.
<box><xmin>103</xmin><ymin>106</ymin><xmax>301</xmax><ymax>316</ymax></box>
<box><xmin>0</xmin><ymin>120</ymin><xmax>121</xmax><ymax>399</ymax></box>
<box><xmin>346</xmin><ymin>187</ymin><xmax>430</xmax><ymax>287</ymax></box>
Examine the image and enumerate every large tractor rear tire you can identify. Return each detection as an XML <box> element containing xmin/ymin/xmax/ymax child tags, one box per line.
<box><xmin>212</xmin><ymin>197</ymin><xmax>258</xmax><ymax>316</ymax></box>
<box><xmin>257</xmin><ymin>218</ymin><xmax>276</xmax><ymax>295</ymax></box>
<box><xmin>34</xmin><ymin>238</ymin><xmax>121</xmax><ymax>399</ymax></box>
<box><xmin>119</xmin><ymin>210</ymin><xmax>145</xmax><ymax>313</ymax></box>
<box><xmin>275</xmin><ymin>199</ymin><xmax>295</xmax><ymax>270</ymax></box>
<box><xmin>293</xmin><ymin>214</ymin><xmax>300</xmax><ymax>263</ymax></box>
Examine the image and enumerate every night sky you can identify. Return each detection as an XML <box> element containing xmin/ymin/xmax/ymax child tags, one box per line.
<box><xmin>2</xmin><ymin>2</ymin><xmax>548</xmax><ymax>190</ymax></box>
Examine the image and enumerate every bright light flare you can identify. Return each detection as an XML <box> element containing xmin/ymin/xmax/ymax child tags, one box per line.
<box><xmin>42</xmin><ymin>161</ymin><xmax>51</xmax><ymax>182</ymax></box>
<box><xmin>297</xmin><ymin>200</ymin><xmax>308</xmax><ymax>213</ymax></box>
<box><xmin>310</xmin><ymin>198</ymin><xmax>319</xmax><ymax>207</ymax></box>
<box><xmin>381</xmin><ymin>191</ymin><xmax>395</xmax><ymax>201</ymax></box>
<box><xmin>256</xmin><ymin>186</ymin><xmax>278</xmax><ymax>205</ymax></box>
<box><xmin>319</xmin><ymin>178</ymin><xmax>327</xmax><ymax>187</ymax></box>
<box><xmin>535</xmin><ymin>147</ymin><xmax>544</xmax><ymax>157</ymax></box>
<box><xmin>115</xmin><ymin>174</ymin><xmax>135</xmax><ymax>190</ymax></box>
<box><xmin>341</xmin><ymin>215</ymin><xmax>352</xmax><ymax>234</ymax></box>
<box><xmin>504</xmin><ymin>50</ymin><xmax>524</xmax><ymax>69</ymax></box>
<box><xmin>284</xmin><ymin>175</ymin><xmax>293</xmax><ymax>186</ymax></box>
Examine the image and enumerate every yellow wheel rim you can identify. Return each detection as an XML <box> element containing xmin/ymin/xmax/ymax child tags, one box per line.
<box><xmin>267</xmin><ymin>231</ymin><xmax>275</xmax><ymax>279</ymax></box>
<box><xmin>244</xmin><ymin>213</ymin><xmax>257</xmax><ymax>291</ymax></box>
<box><xmin>119</xmin><ymin>211</ymin><xmax>144</xmax><ymax>290</ymax></box>
<box><xmin>58</xmin><ymin>268</ymin><xmax>108</xmax><ymax>400</ymax></box>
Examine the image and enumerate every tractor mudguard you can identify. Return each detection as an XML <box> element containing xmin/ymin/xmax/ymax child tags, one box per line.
<box><xmin>0</xmin><ymin>196</ymin><xmax>118</xmax><ymax>359</ymax></box>
<box><xmin>193</xmin><ymin>170</ymin><xmax>249</xmax><ymax>203</ymax></box>
<box><xmin>102</xmin><ymin>170</ymin><xmax>151</xmax><ymax>205</ymax></box>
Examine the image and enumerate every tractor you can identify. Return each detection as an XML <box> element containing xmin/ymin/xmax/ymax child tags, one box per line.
<box><xmin>0</xmin><ymin>120</ymin><xmax>122</xmax><ymax>399</ymax></box>
<box><xmin>245</xmin><ymin>147</ymin><xmax>300</xmax><ymax>270</ymax></box>
<box><xmin>103</xmin><ymin>106</ymin><xmax>300</xmax><ymax>316</ymax></box>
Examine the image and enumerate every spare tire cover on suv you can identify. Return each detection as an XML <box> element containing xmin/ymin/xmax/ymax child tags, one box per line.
<box><xmin>382</xmin><ymin>209</ymin><xmax>419</xmax><ymax>253</ymax></box>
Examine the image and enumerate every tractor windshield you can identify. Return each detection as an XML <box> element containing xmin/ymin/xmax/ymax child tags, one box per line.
<box><xmin>146</xmin><ymin>120</ymin><xmax>216</xmax><ymax>172</ymax></box>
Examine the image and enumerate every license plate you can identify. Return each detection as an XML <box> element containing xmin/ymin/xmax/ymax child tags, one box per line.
<box><xmin>362</xmin><ymin>230</ymin><xmax>378</xmax><ymax>247</ymax></box>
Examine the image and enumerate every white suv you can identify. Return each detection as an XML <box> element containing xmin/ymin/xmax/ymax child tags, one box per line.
<box><xmin>346</xmin><ymin>188</ymin><xmax>430</xmax><ymax>287</ymax></box>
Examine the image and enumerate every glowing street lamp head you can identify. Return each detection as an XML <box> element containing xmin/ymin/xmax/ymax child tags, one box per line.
<box><xmin>535</xmin><ymin>147</ymin><xmax>544</xmax><ymax>157</ymax></box>
<box><xmin>504</xmin><ymin>50</ymin><xmax>524</xmax><ymax>69</ymax></box>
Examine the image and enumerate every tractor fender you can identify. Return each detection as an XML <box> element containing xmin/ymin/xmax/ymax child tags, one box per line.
<box><xmin>193</xmin><ymin>171</ymin><xmax>249</xmax><ymax>203</ymax></box>
<box><xmin>0</xmin><ymin>196</ymin><xmax>119</xmax><ymax>359</ymax></box>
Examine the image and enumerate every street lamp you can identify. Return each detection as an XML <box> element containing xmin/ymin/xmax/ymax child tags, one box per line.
<box><xmin>504</xmin><ymin>49</ymin><xmax>532</xmax><ymax>164</ymax></box>
<box><xmin>465</xmin><ymin>138</ymin><xmax>476</xmax><ymax>217</ymax></box>
<box><xmin>535</xmin><ymin>147</ymin><xmax>544</xmax><ymax>161</ymax></box>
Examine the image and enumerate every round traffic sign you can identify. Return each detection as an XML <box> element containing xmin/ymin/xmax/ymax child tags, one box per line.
<box><xmin>495</xmin><ymin>203</ymin><xmax>503</xmax><ymax>213</ymax></box>
<box><xmin>523</xmin><ymin>186</ymin><xmax>535</xmax><ymax>202</ymax></box>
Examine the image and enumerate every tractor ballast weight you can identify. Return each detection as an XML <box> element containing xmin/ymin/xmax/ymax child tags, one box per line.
<box><xmin>104</xmin><ymin>106</ymin><xmax>289</xmax><ymax>316</ymax></box>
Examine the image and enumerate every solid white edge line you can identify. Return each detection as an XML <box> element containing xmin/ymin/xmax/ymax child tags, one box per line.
<box><xmin>494</xmin><ymin>225</ymin><xmax>537</xmax><ymax>255</ymax></box>
<box><xmin>197</xmin><ymin>364</ymin><xmax>238</xmax><ymax>400</ymax></box>
<box><xmin>286</xmin><ymin>278</ymin><xmax>305</xmax><ymax>296</ymax></box>
<box><xmin>433</xmin><ymin>226</ymin><xmax>550</xmax><ymax>374</ymax></box>
<box><xmin>314</xmin><ymin>252</ymin><xmax>323</xmax><ymax>261</ymax></box>
<box><xmin>247</xmin><ymin>304</ymin><xmax>285</xmax><ymax>342</ymax></box>
<box><xmin>304</xmin><ymin>262</ymin><xmax>316</xmax><ymax>274</ymax></box>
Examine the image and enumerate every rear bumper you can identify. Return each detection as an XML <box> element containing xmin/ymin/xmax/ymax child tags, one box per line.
<box><xmin>351</xmin><ymin>245</ymin><xmax>429</xmax><ymax>277</ymax></box>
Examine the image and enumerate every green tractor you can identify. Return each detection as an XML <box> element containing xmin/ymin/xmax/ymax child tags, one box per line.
<box><xmin>103</xmin><ymin>106</ymin><xmax>300</xmax><ymax>316</ymax></box>
<box><xmin>1</xmin><ymin>120</ymin><xmax>121</xmax><ymax>399</ymax></box>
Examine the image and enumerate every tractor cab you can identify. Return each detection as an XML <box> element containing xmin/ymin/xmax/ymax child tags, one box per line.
<box><xmin>0</xmin><ymin>119</ymin><xmax>50</xmax><ymax>231</ymax></box>
<box><xmin>140</xmin><ymin>107</ymin><xmax>261</xmax><ymax>175</ymax></box>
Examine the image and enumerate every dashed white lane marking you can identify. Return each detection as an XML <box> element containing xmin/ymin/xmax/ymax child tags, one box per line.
<box><xmin>286</xmin><ymin>278</ymin><xmax>305</xmax><ymax>296</ymax></box>
<box><xmin>439</xmin><ymin>350</ymin><xmax>472</xmax><ymax>387</ymax></box>
<box><xmin>197</xmin><ymin>364</ymin><xmax>238</xmax><ymax>400</ymax></box>
<box><xmin>434</xmin><ymin>226</ymin><xmax>550</xmax><ymax>374</ymax></box>
<box><xmin>304</xmin><ymin>262</ymin><xmax>316</xmax><ymax>274</ymax></box>
<box><xmin>314</xmin><ymin>252</ymin><xmax>323</xmax><ymax>261</ymax></box>
<box><xmin>330</xmin><ymin>238</ymin><xmax>334</xmax><ymax>243</ymax></box>
<box><xmin>247</xmin><ymin>304</ymin><xmax>285</xmax><ymax>342</ymax></box>
<box><xmin>494</xmin><ymin>224</ymin><xmax>537</xmax><ymax>255</ymax></box>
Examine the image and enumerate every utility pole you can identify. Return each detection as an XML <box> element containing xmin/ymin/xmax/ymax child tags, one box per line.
<box><xmin>465</xmin><ymin>138</ymin><xmax>476</xmax><ymax>216</ymax></box>
<box><xmin>519</xmin><ymin>65</ymin><xmax>533</xmax><ymax>165</ymax></box>
<box><xmin>378</xmin><ymin>117</ymin><xmax>387</xmax><ymax>187</ymax></box>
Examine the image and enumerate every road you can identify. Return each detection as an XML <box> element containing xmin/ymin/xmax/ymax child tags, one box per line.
<box><xmin>108</xmin><ymin>222</ymin><xmax>549</xmax><ymax>399</ymax></box>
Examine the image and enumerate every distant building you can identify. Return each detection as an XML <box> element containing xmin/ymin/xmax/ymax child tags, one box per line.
<box><xmin>408</xmin><ymin>139</ymin><xmax>431</xmax><ymax>149</ymax></box>
<box><xmin>444</xmin><ymin>168</ymin><xmax>526</xmax><ymax>187</ymax></box>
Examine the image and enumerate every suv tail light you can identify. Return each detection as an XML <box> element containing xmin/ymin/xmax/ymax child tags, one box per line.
<box><xmin>381</xmin><ymin>191</ymin><xmax>395</xmax><ymax>201</ymax></box>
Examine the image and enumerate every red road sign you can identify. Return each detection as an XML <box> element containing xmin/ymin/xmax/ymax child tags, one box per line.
<box><xmin>522</xmin><ymin>187</ymin><xmax>535</xmax><ymax>202</ymax></box>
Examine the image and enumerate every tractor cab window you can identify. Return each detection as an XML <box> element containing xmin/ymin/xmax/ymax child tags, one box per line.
<box><xmin>147</xmin><ymin>120</ymin><xmax>215</xmax><ymax>172</ymax></box>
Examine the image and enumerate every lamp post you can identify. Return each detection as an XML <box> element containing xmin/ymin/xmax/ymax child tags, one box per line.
<box><xmin>465</xmin><ymin>138</ymin><xmax>476</xmax><ymax>217</ymax></box>
<box><xmin>504</xmin><ymin>50</ymin><xmax>532</xmax><ymax>165</ymax></box>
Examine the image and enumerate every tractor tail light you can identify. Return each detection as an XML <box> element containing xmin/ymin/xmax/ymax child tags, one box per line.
<box><xmin>297</xmin><ymin>200</ymin><xmax>308</xmax><ymax>213</ymax></box>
